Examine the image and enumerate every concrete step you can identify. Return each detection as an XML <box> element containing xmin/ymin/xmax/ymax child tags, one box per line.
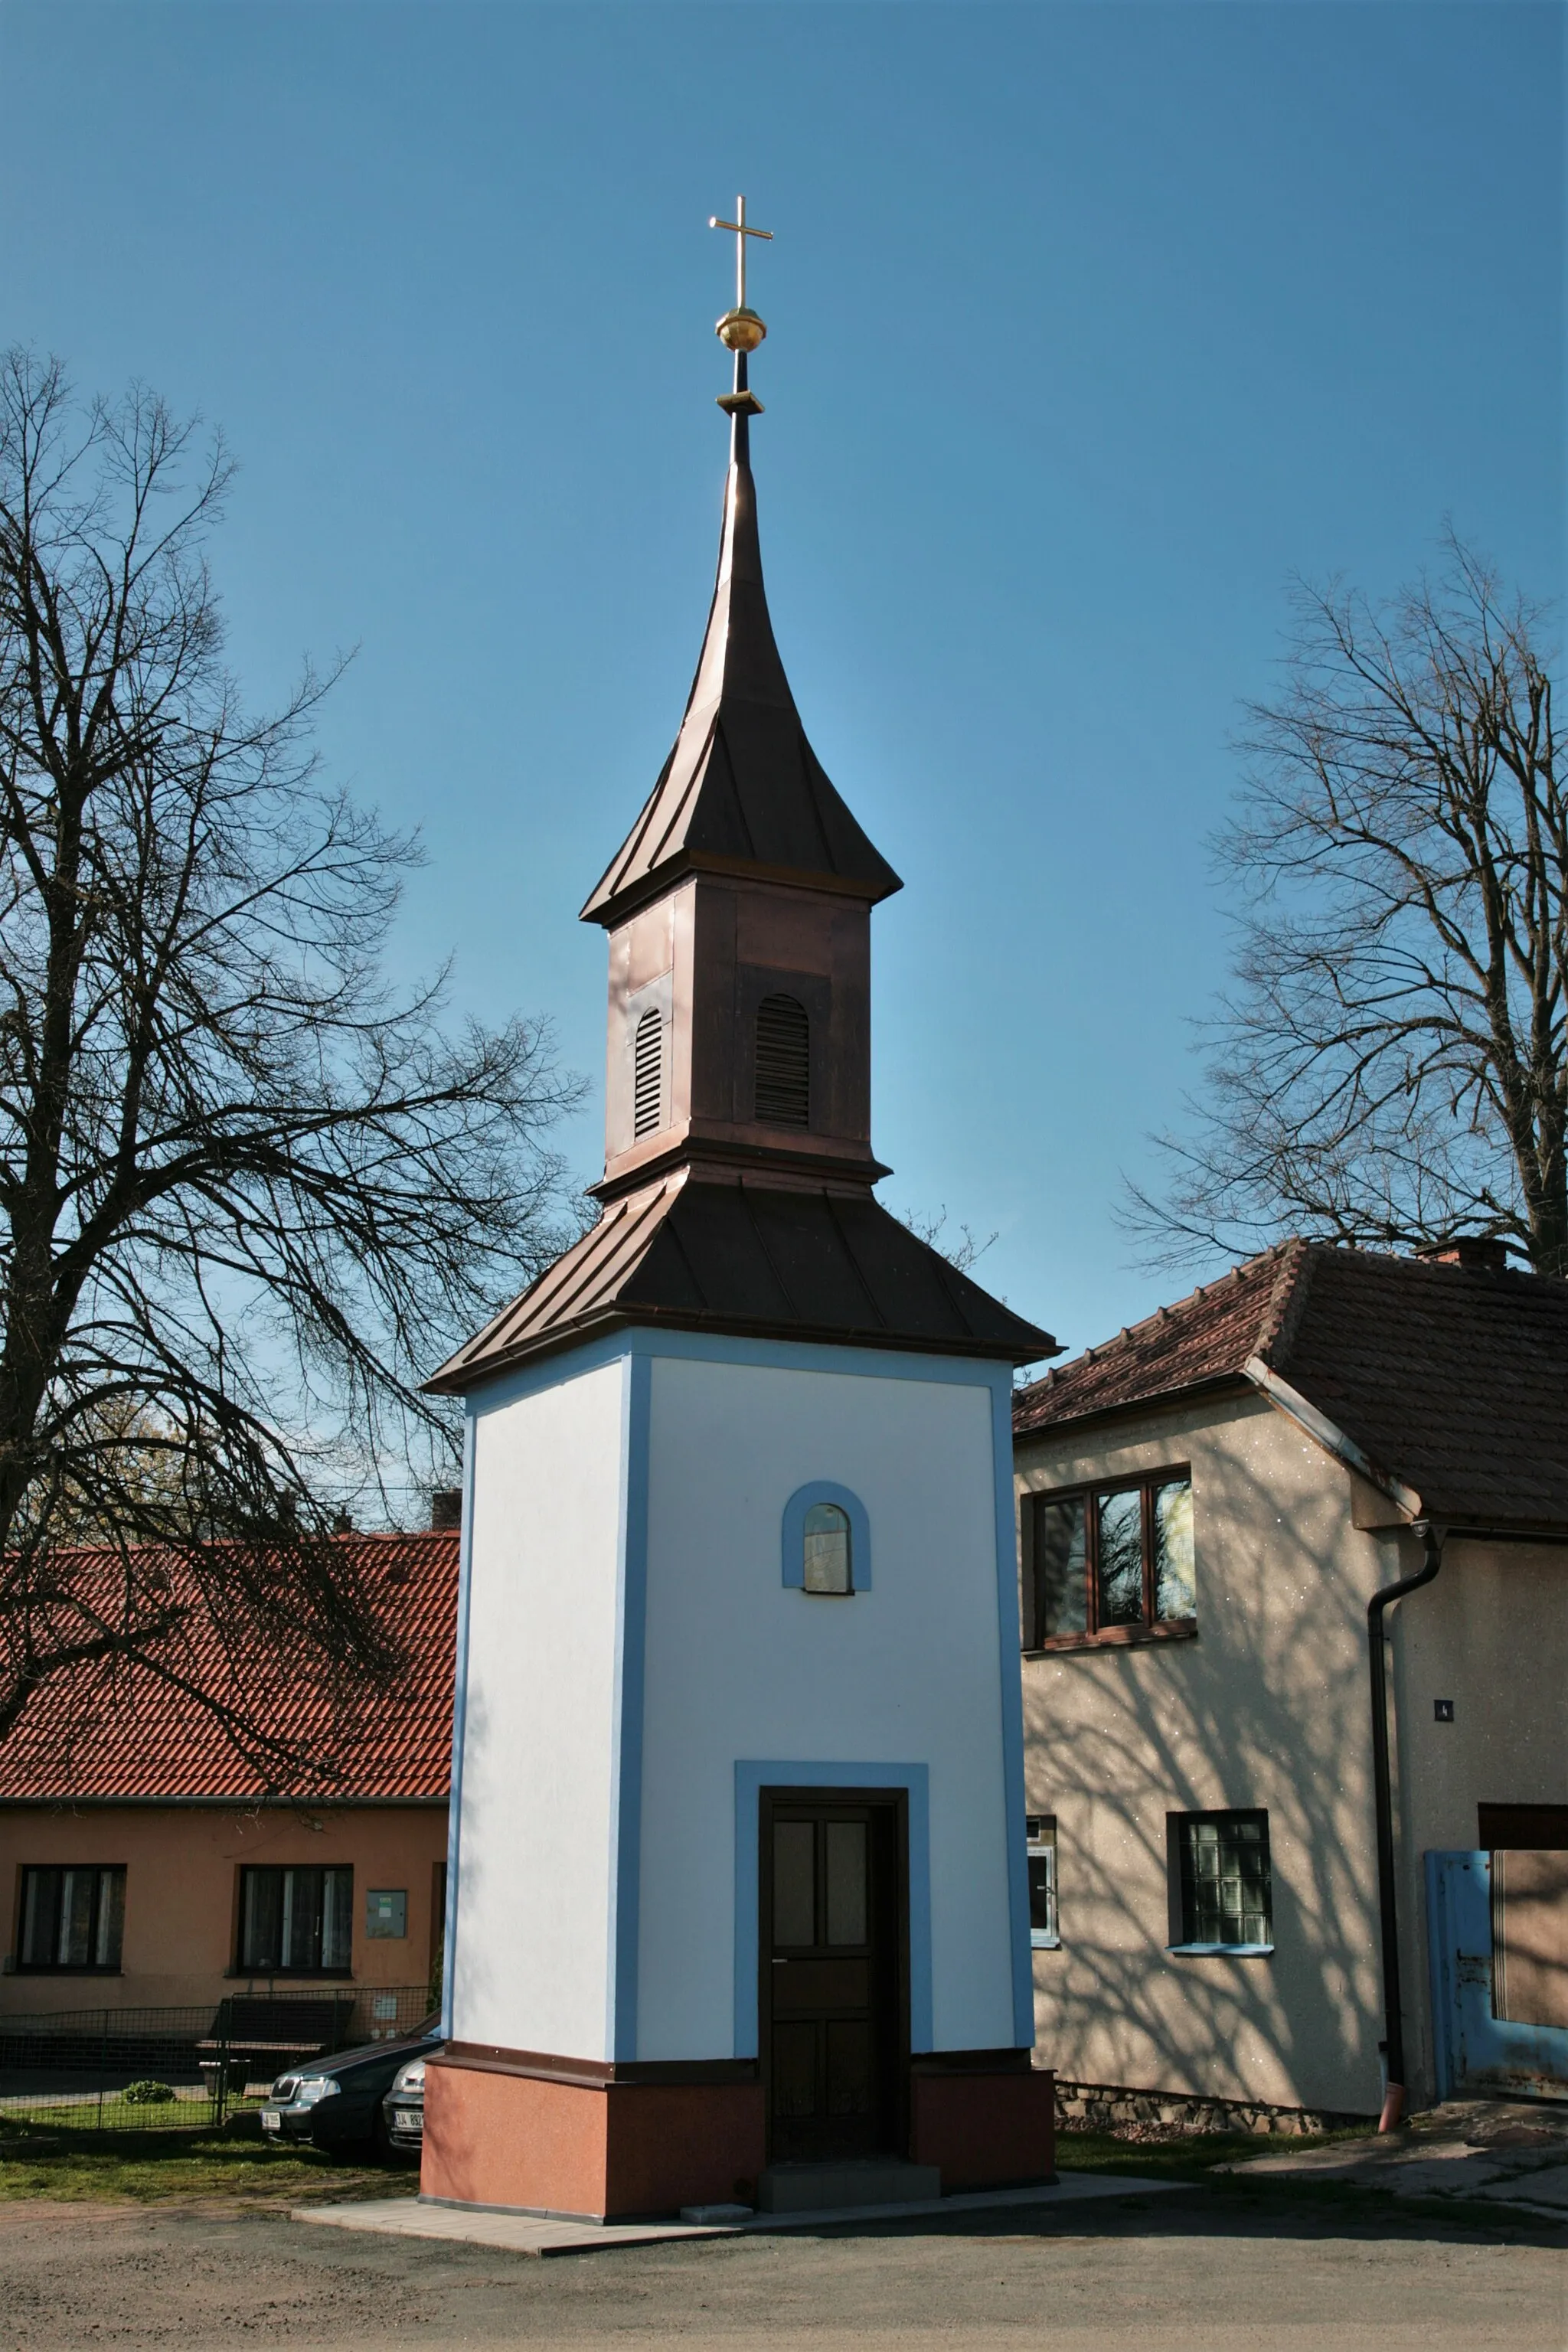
<box><xmin>757</xmin><ymin>2159</ymin><xmax>942</xmax><ymax>2213</ymax></box>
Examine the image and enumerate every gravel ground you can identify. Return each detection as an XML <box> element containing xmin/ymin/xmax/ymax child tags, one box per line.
<box><xmin>0</xmin><ymin>2187</ymin><xmax>1563</xmax><ymax>2351</ymax></box>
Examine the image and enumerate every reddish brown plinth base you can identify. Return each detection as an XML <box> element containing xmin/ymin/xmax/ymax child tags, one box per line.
<box><xmin>910</xmin><ymin>2061</ymin><xmax>1055</xmax><ymax>2191</ymax></box>
<box><xmin>421</xmin><ymin>2060</ymin><xmax>766</xmax><ymax>2222</ymax></box>
<box><xmin>423</xmin><ymin>2053</ymin><xmax>1056</xmax><ymax>2221</ymax></box>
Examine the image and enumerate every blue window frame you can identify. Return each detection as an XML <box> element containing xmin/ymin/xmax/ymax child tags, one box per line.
<box><xmin>781</xmin><ymin>1482</ymin><xmax>872</xmax><ymax>1593</ymax></box>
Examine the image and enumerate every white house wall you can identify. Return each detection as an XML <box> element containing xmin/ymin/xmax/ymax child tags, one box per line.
<box><xmin>635</xmin><ymin>1351</ymin><xmax>1017</xmax><ymax>2063</ymax></box>
<box><xmin>449</xmin><ymin>1355</ymin><xmax>628</xmax><ymax>2061</ymax></box>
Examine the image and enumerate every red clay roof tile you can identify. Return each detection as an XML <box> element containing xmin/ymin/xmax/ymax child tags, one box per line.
<box><xmin>1013</xmin><ymin>1246</ymin><xmax>1295</xmax><ymax>1437</ymax></box>
<box><xmin>0</xmin><ymin>1530</ymin><xmax>458</xmax><ymax>1803</ymax></box>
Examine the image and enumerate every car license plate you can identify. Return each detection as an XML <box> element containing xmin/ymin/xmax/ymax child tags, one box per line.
<box><xmin>261</xmin><ymin>2110</ymin><xmax>281</xmax><ymax>2133</ymax></box>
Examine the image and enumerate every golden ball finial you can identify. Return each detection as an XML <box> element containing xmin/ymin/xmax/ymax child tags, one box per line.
<box><xmin>716</xmin><ymin>306</ymin><xmax>766</xmax><ymax>354</ymax></box>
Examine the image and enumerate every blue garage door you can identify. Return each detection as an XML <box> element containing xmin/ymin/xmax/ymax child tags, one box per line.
<box><xmin>1426</xmin><ymin>1851</ymin><xmax>1568</xmax><ymax>2102</ymax></box>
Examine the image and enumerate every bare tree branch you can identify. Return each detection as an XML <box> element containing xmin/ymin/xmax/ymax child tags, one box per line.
<box><xmin>0</xmin><ymin>351</ymin><xmax>583</xmax><ymax>1774</ymax></box>
<box><xmin>1125</xmin><ymin>531</ymin><xmax>1563</xmax><ymax>1276</ymax></box>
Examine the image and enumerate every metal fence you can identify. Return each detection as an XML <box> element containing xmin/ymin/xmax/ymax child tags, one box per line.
<box><xmin>0</xmin><ymin>1984</ymin><xmax>434</xmax><ymax>2133</ymax></box>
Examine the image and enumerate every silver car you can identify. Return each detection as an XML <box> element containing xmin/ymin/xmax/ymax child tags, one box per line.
<box><xmin>381</xmin><ymin>2053</ymin><xmax>426</xmax><ymax>2153</ymax></box>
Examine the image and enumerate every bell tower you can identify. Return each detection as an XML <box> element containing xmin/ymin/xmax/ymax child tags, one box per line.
<box><xmin>422</xmin><ymin>204</ymin><xmax>1058</xmax><ymax>2227</ymax></box>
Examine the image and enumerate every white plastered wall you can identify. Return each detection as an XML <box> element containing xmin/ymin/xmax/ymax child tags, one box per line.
<box><xmin>635</xmin><ymin>1353</ymin><xmax>1017</xmax><ymax>2063</ymax></box>
<box><xmin>449</xmin><ymin>1356</ymin><xmax>627</xmax><ymax>2060</ymax></box>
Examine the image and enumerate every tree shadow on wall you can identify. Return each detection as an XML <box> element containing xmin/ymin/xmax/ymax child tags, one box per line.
<box><xmin>1021</xmin><ymin>1435</ymin><xmax>1406</xmax><ymax>2118</ymax></box>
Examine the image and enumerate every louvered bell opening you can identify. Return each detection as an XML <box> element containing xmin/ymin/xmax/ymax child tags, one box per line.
<box><xmin>632</xmin><ymin>1007</ymin><xmax>663</xmax><ymax>1139</ymax></box>
<box><xmin>755</xmin><ymin>994</ymin><xmax>810</xmax><ymax>1128</ymax></box>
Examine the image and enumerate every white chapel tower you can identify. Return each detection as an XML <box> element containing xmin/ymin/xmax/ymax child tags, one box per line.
<box><xmin>420</xmin><ymin>208</ymin><xmax>1059</xmax><ymax>2222</ymax></box>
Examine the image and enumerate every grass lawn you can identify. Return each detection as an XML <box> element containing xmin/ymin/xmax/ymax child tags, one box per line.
<box><xmin>1054</xmin><ymin>2123</ymin><xmax>1378</xmax><ymax>2184</ymax></box>
<box><xmin>0</xmin><ymin>2116</ymin><xmax>1383</xmax><ymax>2210</ymax></box>
<box><xmin>0</xmin><ymin>2118</ymin><xmax>1366</xmax><ymax>2211</ymax></box>
<box><xmin>2</xmin><ymin>2092</ymin><xmax>225</xmax><ymax>2133</ymax></box>
<box><xmin>0</xmin><ymin>2120</ymin><xmax>1553</xmax><ymax>2241</ymax></box>
<box><xmin>0</xmin><ymin>2118</ymin><xmax>417</xmax><ymax>2205</ymax></box>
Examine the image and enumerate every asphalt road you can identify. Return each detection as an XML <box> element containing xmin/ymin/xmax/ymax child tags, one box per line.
<box><xmin>2</xmin><ymin>2185</ymin><xmax>1564</xmax><ymax>2352</ymax></box>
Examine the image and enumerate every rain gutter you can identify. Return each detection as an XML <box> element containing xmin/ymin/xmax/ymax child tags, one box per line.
<box><xmin>1366</xmin><ymin>1522</ymin><xmax>1444</xmax><ymax>2129</ymax></box>
<box><xmin>1242</xmin><ymin>1357</ymin><xmax>1422</xmax><ymax>1520</ymax></box>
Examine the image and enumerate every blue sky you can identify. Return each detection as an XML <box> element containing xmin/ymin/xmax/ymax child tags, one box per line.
<box><xmin>5</xmin><ymin>2</ymin><xmax>1562</xmax><ymax>1367</ymax></box>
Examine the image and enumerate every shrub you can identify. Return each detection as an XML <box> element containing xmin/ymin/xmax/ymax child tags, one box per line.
<box><xmin>122</xmin><ymin>2079</ymin><xmax>177</xmax><ymax>2105</ymax></box>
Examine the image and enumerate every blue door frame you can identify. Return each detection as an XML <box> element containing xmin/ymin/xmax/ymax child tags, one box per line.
<box><xmin>1426</xmin><ymin>1851</ymin><xmax>1568</xmax><ymax>2102</ymax></box>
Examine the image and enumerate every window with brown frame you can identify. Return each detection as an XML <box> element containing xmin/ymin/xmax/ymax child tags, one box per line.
<box><xmin>1024</xmin><ymin>1470</ymin><xmax>1195</xmax><ymax>1650</ymax></box>
<box><xmin>237</xmin><ymin>1865</ymin><xmax>352</xmax><ymax>1975</ymax></box>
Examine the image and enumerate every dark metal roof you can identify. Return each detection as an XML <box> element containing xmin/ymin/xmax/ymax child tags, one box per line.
<box><xmin>1014</xmin><ymin>1239</ymin><xmax>1568</xmax><ymax>1533</ymax></box>
<box><xmin>426</xmin><ymin>1174</ymin><xmax>1055</xmax><ymax>1393</ymax></box>
<box><xmin>580</xmin><ymin>414</ymin><xmax>902</xmax><ymax>925</ymax></box>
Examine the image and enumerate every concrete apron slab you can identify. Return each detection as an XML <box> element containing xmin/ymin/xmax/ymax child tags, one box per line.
<box><xmin>292</xmin><ymin>2171</ymin><xmax>1183</xmax><ymax>2259</ymax></box>
<box><xmin>1218</xmin><ymin>2096</ymin><xmax>1568</xmax><ymax>2219</ymax></box>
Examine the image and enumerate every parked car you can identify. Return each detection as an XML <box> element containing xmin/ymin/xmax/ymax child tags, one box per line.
<box><xmin>381</xmin><ymin>2053</ymin><xmax>427</xmax><ymax>2152</ymax></box>
<box><xmin>260</xmin><ymin>2016</ymin><xmax>442</xmax><ymax>2153</ymax></box>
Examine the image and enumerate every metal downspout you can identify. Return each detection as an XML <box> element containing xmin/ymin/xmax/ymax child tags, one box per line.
<box><xmin>1367</xmin><ymin>1520</ymin><xmax>1443</xmax><ymax>2132</ymax></box>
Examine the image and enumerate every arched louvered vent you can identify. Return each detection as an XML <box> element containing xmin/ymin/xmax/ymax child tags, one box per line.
<box><xmin>632</xmin><ymin>1006</ymin><xmax>663</xmax><ymax>1139</ymax></box>
<box><xmin>755</xmin><ymin>994</ymin><xmax>810</xmax><ymax>1128</ymax></box>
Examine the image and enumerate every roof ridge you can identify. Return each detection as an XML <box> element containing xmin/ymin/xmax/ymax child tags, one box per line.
<box><xmin>818</xmin><ymin>1185</ymin><xmax>892</xmax><ymax>1330</ymax></box>
<box><xmin>1251</xmin><ymin>1236</ymin><xmax>1314</xmax><ymax>1365</ymax></box>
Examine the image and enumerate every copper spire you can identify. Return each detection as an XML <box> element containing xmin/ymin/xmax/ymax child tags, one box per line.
<box><xmin>580</xmin><ymin>211</ymin><xmax>900</xmax><ymax>926</ymax></box>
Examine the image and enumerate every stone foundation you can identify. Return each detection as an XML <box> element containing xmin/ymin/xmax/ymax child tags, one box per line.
<box><xmin>1052</xmin><ymin>2077</ymin><xmax>1372</xmax><ymax>2141</ymax></box>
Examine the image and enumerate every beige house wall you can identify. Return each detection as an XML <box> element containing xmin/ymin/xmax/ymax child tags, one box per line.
<box><xmin>0</xmin><ymin>1802</ymin><xmax>448</xmax><ymax>2017</ymax></box>
<box><xmin>1392</xmin><ymin>1542</ymin><xmax>1568</xmax><ymax>2098</ymax></box>
<box><xmin>1017</xmin><ymin>1388</ymin><xmax>1393</xmax><ymax>2118</ymax></box>
<box><xmin>1017</xmin><ymin>1390</ymin><xmax>1568</xmax><ymax>2116</ymax></box>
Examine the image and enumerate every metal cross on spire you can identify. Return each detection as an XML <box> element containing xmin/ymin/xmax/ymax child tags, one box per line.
<box><xmin>709</xmin><ymin>194</ymin><xmax>773</xmax><ymax>314</ymax></box>
<box><xmin>708</xmin><ymin>196</ymin><xmax>772</xmax><ymax>433</ymax></box>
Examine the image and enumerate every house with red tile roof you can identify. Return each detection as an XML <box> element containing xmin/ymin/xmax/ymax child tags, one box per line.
<box><xmin>0</xmin><ymin>1524</ymin><xmax>458</xmax><ymax>2018</ymax></box>
<box><xmin>1012</xmin><ymin>1239</ymin><xmax>1568</xmax><ymax>2125</ymax></box>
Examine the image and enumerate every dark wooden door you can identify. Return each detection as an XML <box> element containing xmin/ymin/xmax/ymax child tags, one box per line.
<box><xmin>761</xmin><ymin>1792</ymin><xmax>906</xmax><ymax>2163</ymax></box>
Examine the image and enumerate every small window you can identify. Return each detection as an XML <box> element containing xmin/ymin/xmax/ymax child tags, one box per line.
<box><xmin>755</xmin><ymin>994</ymin><xmax>809</xmax><ymax>1127</ymax></box>
<box><xmin>1026</xmin><ymin>1817</ymin><xmax>1058</xmax><ymax>1948</ymax></box>
<box><xmin>782</xmin><ymin>1484</ymin><xmax>871</xmax><ymax>1593</ymax></box>
<box><xmin>1170</xmin><ymin>1811</ymin><xmax>1272</xmax><ymax>1952</ymax></box>
<box><xmin>632</xmin><ymin>1006</ymin><xmax>663</xmax><ymax>1139</ymax></box>
<box><xmin>802</xmin><ymin>1501</ymin><xmax>851</xmax><ymax>1595</ymax></box>
<box><xmin>238</xmin><ymin>1865</ymin><xmax>353</xmax><ymax>1974</ymax></box>
<box><xmin>17</xmin><ymin>1866</ymin><xmax>126</xmax><ymax>1971</ymax></box>
<box><xmin>1026</xmin><ymin>1471</ymin><xmax>1195</xmax><ymax>1648</ymax></box>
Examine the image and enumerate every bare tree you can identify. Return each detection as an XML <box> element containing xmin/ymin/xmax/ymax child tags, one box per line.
<box><xmin>1129</xmin><ymin>534</ymin><xmax>1563</xmax><ymax>1275</ymax></box>
<box><xmin>897</xmin><ymin>1203</ymin><xmax>998</xmax><ymax>1276</ymax></box>
<box><xmin>0</xmin><ymin>352</ymin><xmax>581</xmax><ymax>1772</ymax></box>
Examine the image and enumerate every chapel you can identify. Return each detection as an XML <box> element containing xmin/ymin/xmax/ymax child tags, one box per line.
<box><xmin>420</xmin><ymin>210</ymin><xmax>1060</xmax><ymax>2222</ymax></box>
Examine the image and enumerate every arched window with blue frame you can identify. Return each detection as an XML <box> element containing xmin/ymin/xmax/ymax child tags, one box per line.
<box><xmin>782</xmin><ymin>1483</ymin><xmax>872</xmax><ymax>1596</ymax></box>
